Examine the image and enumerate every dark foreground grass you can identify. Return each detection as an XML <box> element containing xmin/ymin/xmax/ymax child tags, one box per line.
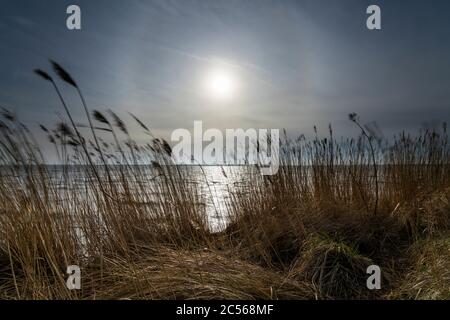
<box><xmin>0</xmin><ymin>63</ymin><xmax>448</xmax><ymax>300</ymax></box>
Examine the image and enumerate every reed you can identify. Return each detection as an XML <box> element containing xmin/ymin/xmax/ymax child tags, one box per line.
<box><xmin>0</xmin><ymin>63</ymin><xmax>448</xmax><ymax>300</ymax></box>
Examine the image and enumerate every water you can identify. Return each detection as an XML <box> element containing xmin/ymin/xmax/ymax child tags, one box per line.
<box><xmin>3</xmin><ymin>165</ymin><xmax>259</xmax><ymax>232</ymax></box>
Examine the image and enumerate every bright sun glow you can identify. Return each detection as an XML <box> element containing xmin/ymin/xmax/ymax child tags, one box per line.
<box><xmin>204</xmin><ymin>68</ymin><xmax>238</xmax><ymax>101</ymax></box>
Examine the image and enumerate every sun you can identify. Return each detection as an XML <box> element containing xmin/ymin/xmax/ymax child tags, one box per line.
<box><xmin>204</xmin><ymin>68</ymin><xmax>238</xmax><ymax>101</ymax></box>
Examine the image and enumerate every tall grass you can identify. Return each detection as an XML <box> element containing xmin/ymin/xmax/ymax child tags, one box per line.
<box><xmin>0</xmin><ymin>63</ymin><xmax>448</xmax><ymax>299</ymax></box>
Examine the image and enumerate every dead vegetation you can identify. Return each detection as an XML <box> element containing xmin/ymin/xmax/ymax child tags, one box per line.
<box><xmin>0</xmin><ymin>62</ymin><xmax>448</xmax><ymax>300</ymax></box>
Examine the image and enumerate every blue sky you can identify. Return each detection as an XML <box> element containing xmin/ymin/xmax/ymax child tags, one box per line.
<box><xmin>1</xmin><ymin>0</ymin><xmax>449</xmax><ymax>151</ymax></box>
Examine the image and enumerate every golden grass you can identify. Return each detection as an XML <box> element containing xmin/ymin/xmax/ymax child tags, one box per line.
<box><xmin>80</xmin><ymin>247</ymin><xmax>315</xmax><ymax>300</ymax></box>
<box><xmin>0</xmin><ymin>63</ymin><xmax>448</xmax><ymax>300</ymax></box>
<box><xmin>389</xmin><ymin>235</ymin><xmax>450</xmax><ymax>300</ymax></box>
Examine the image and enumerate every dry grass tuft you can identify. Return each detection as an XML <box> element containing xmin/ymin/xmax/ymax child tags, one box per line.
<box><xmin>389</xmin><ymin>235</ymin><xmax>450</xmax><ymax>300</ymax></box>
<box><xmin>290</xmin><ymin>235</ymin><xmax>374</xmax><ymax>299</ymax></box>
<box><xmin>82</xmin><ymin>247</ymin><xmax>314</xmax><ymax>300</ymax></box>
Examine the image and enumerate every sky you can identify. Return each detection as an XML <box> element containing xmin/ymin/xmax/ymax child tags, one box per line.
<box><xmin>1</xmin><ymin>0</ymin><xmax>450</xmax><ymax>157</ymax></box>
